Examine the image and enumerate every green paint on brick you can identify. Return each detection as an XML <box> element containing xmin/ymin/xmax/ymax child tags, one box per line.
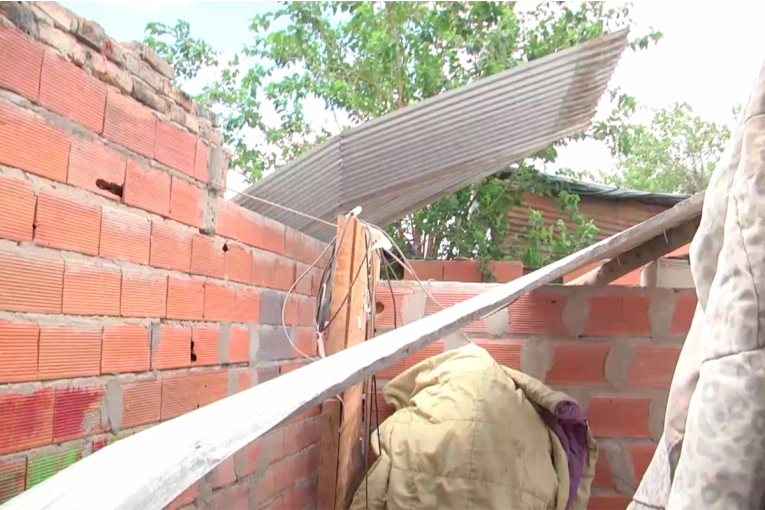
<box><xmin>26</xmin><ymin>449</ymin><xmax>80</xmax><ymax>488</ymax></box>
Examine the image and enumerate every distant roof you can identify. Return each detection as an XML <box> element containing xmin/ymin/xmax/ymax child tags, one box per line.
<box><xmin>233</xmin><ymin>30</ymin><xmax>630</xmax><ymax>242</ymax></box>
<box><xmin>498</xmin><ymin>169</ymin><xmax>692</xmax><ymax>207</ymax></box>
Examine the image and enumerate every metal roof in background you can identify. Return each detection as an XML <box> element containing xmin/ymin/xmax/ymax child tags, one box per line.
<box><xmin>233</xmin><ymin>30</ymin><xmax>631</xmax><ymax>242</ymax></box>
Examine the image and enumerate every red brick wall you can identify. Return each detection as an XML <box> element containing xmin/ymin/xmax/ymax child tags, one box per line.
<box><xmin>373</xmin><ymin>281</ymin><xmax>696</xmax><ymax>510</ymax></box>
<box><xmin>0</xmin><ymin>4</ymin><xmax>326</xmax><ymax>508</ymax></box>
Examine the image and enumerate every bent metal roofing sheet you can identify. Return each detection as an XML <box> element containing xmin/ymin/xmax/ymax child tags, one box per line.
<box><xmin>233</xmin><ymin>29</ymin><xmax>630</xmax><ymax>242</ymax></box>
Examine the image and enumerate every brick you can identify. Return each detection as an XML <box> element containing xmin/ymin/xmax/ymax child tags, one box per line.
<box><xmin>191</xmin><ymin>234</ymin><xmax>225</xmax><ymax>279</ymax></box>
<box><xmin>238</xmin><ymin>209</ymin><xmax>263</xmax><ymax>248</ymax></box>
<box><xmin>195</xmin><ymin>370</ymin><xmax>228</xmax><ymax>407</ymax></box>
<box><xmin>166</xmin><ymin>276</ymin><xmax>204</xmax><ymax>321</ymax></box>
<box><xmin>0</xmin><ymin>388</ymin><xmax>55</xmax><ymax>455</ymax></box>
<box><xmin>161</xmin><ymin>371</ymin><xmax>227</xmax><ymax>420</ymax></box>
<box><xmin>149</xmin><ymin>221</ymin><xmax>192</xmax><ymax>272</ymax></box>
<box><xmin>169</xmin><ymin>177</ymin><xmax>203</xmax><ymax>228</ymax></box>
<box><xmin>592</xmin><ymin>446</ymin><xmax>615</xmax><ymax>489</ymax></box>
<box><xmin>122</xmin><ymin>378</ymin><xmax>162</xmax><ymax>429</ymax></box>
<box><xmin>0</xmin><ymin>457</ymin><xmax>26</xmax><ymax>504</ymax></box>
<box><xmin>283</xmin><ymin>416</ymin><xmax>322</xmax><ymax>457</ymax></box>
<box><xmin>261</xmin><ymin>217</ymin><xmax>286</xmax><ymax>255</ymax></box>
<box><xmin>235</xmin><ymin>286</ymin><xmax>260</xmax><ymax>323</ymax></box>
<box><xmin>100</xmin><ymin>207</ymin><xmax>151</xmax><ymax>264</ymax></box>
<box><xmin>0</xmin><ymin>102</ymin><xmax>70</xmax><ymax>182</ymax></box>
<box><xmin>120</xmin><ymin>272</ymin><xmax>167</xmax><ymax>318</ymax></box>
<box><xmin>508</xmin><ymin>288</ymin><xmax>568</xmax><ymax>336</ymax></box>
<box><xmin>35</xmin><ymin>189</ymin><xmax>101</xmax><ymax>255</ymax></box>
<box><xmin>546</xmin><ymin>342</ymin><xmax>610</xmax><ymax>386</ymax></box>
<box><xmin>62</xmin><ymin>261</ymin><xmax>121</xmax><ymax>316</ymax></box>
<box><xmin>236</xmin><ymin>369</ymin><xmax>254</xmax><ymax>391</ymax></box>
<box><xmin>67</xmin><ymin>139</ymin><xmax>126</xmax><ymax>200</ymax></box>
<box><xmin>215</xmin><ymin>199</ymin><xmax>239</xmax><ymax>239</ymax></box>
<box><xmin>274</xmin><ymin>257</ymin><xmax>296</xmax><ymax>292</ymax></box>
<box><xmin>292</xmin><ymin>327</ymin><xmax>317</xmax><ymax>359</ymax></box>
<box><xmin>0</xmin><ymin>174</ymin><xmax>35</xmax><ymax>242</ymax></box>
<box><xmin>0</xmin><ymin>25</ymin><xmax>43</xmax><ymax>100</ymax></box>
<box><xmin>252</xmin><ymin>250</ymin><xmax>277</xmax><ymax>289</ymax></box>
<box><xmin>212</xmin><ymin>456</ymin><xmax>237</xmax><ymax>490</ymax></box>
<box><xmin>473</xmin><ymin>339</ymin><xmax>523</xmax><ymax>370</ymax></box>
<box><xmin>165</xmin><ymin>483</ymin><xmax>197</xmax><ymax>510</ymax></box>
<box><xmin>26</xmin><ymin>448</ymin><xmax>83</xmax><ymax>488</ymax></box>
<box><xmin>404</xmin><ymin>261</ymin><xmax>444</xmax><ymax>282</ymax></box>
<box><xmin>588</xmin><ymin>396</ymin><xmax>652</xmax><ymax>438</ymax></box>
<box><xmin>285</xmin><ymin>227</ymin><xmax>305</xmax><ymax>262</ymax></box>
<box><xmin>194</xmin><ymin>138</ymin><xmax>209</xmax><ymax>183</ymax></box>
<box><xmin>102</xmin><ymin>323</ymin><xmax>150</xmax><ymax>374</ymax></box>
<box><xmin>584</xmin><ymin>293</ymin><xmax>650</xmax><ymax>337</ymax></box>
<box><xmin>191</xmin><ymin>326</ymin><xmax>219</xmax><ymax>366</ymax></box>
<box><xmin>443</xmin><ymin>260</ymin><xmax>481</xmax><ymax>282</ymax></box>
<box><xmin>153</xmin><ymin>324</ymin><xmax>192</xmax><ymax>370</ymax></box>
<box><xmin>230</xmin><ymin>326</ymin><xmax>250</xmax><ymax>363</ymax></box>
<box><xmin>374</xmin><ymin>286</ymin><xmax>406</xmax><ymax>329</ymax></box>
<box><xmin>587</xmin><ymin>493</ymin><xmax>632</xmax><ymax>510</ymax></box>
<box><xmin>203</xmin><ymin>282</ymin><xmax>237</xmax><ymax>321</ymax></box>
<box><xmin>627</xmin><ymin>344</ymin><xmax>681</xmax><ymax>389</ymax></box>
<box><xmin>671</xmin><ymin>292</ymin><xmax>697</xmax><ymax>336</ymax></box>
<box><xmin>103</xmin><ymin>90</ymin><xmax>156</xmax><ymax>158</ymax></box>
<box><xmin>154</xmin><ymin>121</ymin><xmax>197</xmax><ymax>176</ymax></box>
<box><xmin>0</xmin><ymin>321</ymin><xmax>38</xmax><ymax>384</ymax></box>
<box><xmin>39</xmin><ymin>50</ymin><xmax>107</xmax><ymax>133</ymax></box>
<box><xmin>628</xmin><ymin>442</ymin><xmax>656</xmax><ymax>483</ymax></box>
<box><xmin>0</xmin><ymin>252</ymin><xmax>64</xmax><ymax>314</ymax></box>
<box><xmin>424</xmin><ymin>288</ymin><xmax>485</xmax><ymax>332</ymax></box>
<box><xmin>225</xmin><ymin>244</ymin><xmax>252</xmax><ymax>284</ymax></box>
<box><xmin>294</xmin><ymin>262</ymin><xmax>313</xmax><ymax>295</ymax></box>
<box><xmin>38</xmin><ymin>325</ymin><xmax>101</xmax><ymax>380</ymax></box>
<box><xmin>377</xmin><ymin>341</ymin><xmax>444</xmax><ymax>379</ymax></box>
<box><xmin>53</xmin><ymin>386</ymin><xmax>106</xmax><ymax>442</ymax></box>
<box><xmin>124</xmin><ymin>160</ymin><xmax>171</xmax><ymax>216</ymax></box>
<box><xmin>486</xmin><ymin>260</ymin><xmax>524</xmax><ymax>283</ymax></box>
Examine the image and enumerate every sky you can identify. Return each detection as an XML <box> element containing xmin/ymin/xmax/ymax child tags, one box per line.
<box><xmin>62</xmin><ymin>1</ymin><xmax>765</xmax><ymax>193</ymax></box>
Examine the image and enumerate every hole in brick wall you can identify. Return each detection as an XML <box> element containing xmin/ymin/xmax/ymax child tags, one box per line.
<box><xmin>222</xmin><ymin>242</ymin><xmax>229</xmax><ymax>252</ymax></box>
<box><xmin>376</xmin><ymin>301</ymin><xmax>385</xmax><ymax>314</ymax></box>
<box><xmin>190</xmin><ymin>340</ymin><xmax>197</xmax><ymax>363</ymax></box>
<box><xmin>95</xmin><ymin>179</ymin><xmax>124</xmax><ymax>198</ymax></box>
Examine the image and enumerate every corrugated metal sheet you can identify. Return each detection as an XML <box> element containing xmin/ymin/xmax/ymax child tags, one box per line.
<box><xmin>234</xmin><ymin>30</ymin><xmax>630</xmax><ymax>242</ymax></box>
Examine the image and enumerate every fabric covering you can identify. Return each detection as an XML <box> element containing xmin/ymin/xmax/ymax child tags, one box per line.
<box><xmin>628</xmin><ymin>60</ymin><xmax>765</xmax><ymax>509</ymax></box>
<box><xmin>349</xmin><ymin>343</ymin><xmax>598</xmax><ymax>510</ymax></box>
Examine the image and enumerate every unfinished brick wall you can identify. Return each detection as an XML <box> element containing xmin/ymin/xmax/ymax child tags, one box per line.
<box><xmin>373</xmin><ymin>281</ymin><xmax>696</xmax><ymax>510</ymax></box>
<box><xmin>0</xmin><ymin>3</ymin><xmax>327</xmax><ymax>508</ymax></box>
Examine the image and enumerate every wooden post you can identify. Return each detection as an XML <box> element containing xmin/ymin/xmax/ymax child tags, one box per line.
<box><xmin>317</xmin><ymin>215</ymin><xmax>378</xmax><ymax>510</ymax></box>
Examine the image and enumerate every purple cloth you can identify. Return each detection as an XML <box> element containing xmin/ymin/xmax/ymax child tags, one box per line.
<box><xmin>540</xmin><ymin>400</ymin><xmax>589</xmax><ymax>510</ymax></box>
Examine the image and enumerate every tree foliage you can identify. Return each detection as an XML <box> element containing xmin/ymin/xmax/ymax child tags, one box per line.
<box><xmin>145</xmin><ymin>1</ymin><xmax>663</xmax><ymax>270</ymax></box>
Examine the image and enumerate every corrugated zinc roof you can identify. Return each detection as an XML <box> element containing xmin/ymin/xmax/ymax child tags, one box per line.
<box><xmin>233</xmin><ymin>29</ymin><xmax>631</xmax><ymax>242</ymax></box>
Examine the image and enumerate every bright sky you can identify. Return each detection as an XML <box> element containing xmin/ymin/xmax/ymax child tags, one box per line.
<box><xmin>62</xmin><ymin>1</ymin><xmax>765</xmax><ymax>192</ymax></box>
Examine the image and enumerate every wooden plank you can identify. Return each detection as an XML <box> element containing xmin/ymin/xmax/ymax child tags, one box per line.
<box><xmin>2</xmin><ymin>192</ymin><xmax>704</xmax><ymax>510</ymax></box>
<box><xmin>567</xmin><ymin>215</ymin><xmax>701</xmax><ymax>286</ymax></box>
<box><xmin>317</xmin><ymin>399</ymin><xmax>342</xmax><ymax>510</ymax></box>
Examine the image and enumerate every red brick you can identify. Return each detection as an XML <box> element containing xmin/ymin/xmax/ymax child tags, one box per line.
<box><xmin>274</xmin><ymin>257</ymin><xmax>296</xmax><ymax>292</ymax></box>
<box><xmin>67</xmin><ymin>139</ymin><xmax>126</xmax><ymax>199</ymax></box>
<box><xmin>261</xmin><ymin>217</ymin><xmax>286</xmax><ymax>255</ymax></box>
<box><xmin>238</xmin><ymin>209</ymin><xmax>262</xmax><ymax>248</ymax></box>
<box><xmin>191</xmin><ymin>327</ymin><xmax>219</xmax><ymax>366</ymax></box>
<box><xmin>671</xmin><ymin>292</ymin><xmax>697</xmax><ymax>336</ymax></box>
<box><xmin>423</xmin><ymin>288</ymin><xmax>485</xmax><ymax>332</ymax></box>
<box><xmin>230</xmin><ymin>326</ymin><xmax>250</xmax><ymax>363</ymax></box>
<box><xmin>0</xmin><ymin>252</ymin><xmax>63</xmax><ymax>314</ymax></box>
<box><xmin>0</xmin><ymin>456</ymin><xmax>26</xmax><ymax>504</ymax></box>
<box><xmin>102</xmin><ymin>323</ymin><xmax>150</xmax><ymax>374</ymax></box>
<box><xmin>38</xmin><ymin>325</ymin><xmax>102</xmax><ymax>380</ymax></box>
<box><xmin>283</xmin><ymin>417</ymin><xmax>322</xmax><ymax>456</ymax></box>
<box><xmin>103</xmin><ymin>90</ymin><xmax>156</xmax><ymax>158</ymax></box>
<box><xmin>204</xmin><ymin>282</ymin><xmax>237</xmax><ymax>321</ymax></box>
<box><xmin>374</xmin><ymin>285</ymin><xmax>408</xmax><ymax>329</ymax></box>
<box><xmin>285</xmin><ymin>228</ymin><xmax>305</xmax><ymax>262</ymax></box>
<box><xmin>236</xmin><ymin>369</ymin><xmax>254</xmax><ymax>391</ymax></box>
<box><xmin>294</xmin><ymin>262</ymin><xmax>313</xmax><ymax>295</ymax></box>
<box><xmin>169</xmin><ymin>177</ymin><xmax>203</xmax><ymax>228</ymax></box>
<box><xmin>508</xmin><ymin>288</ymin><xmax>568</xmax><ymax>336</ymax></box>
<box><xmin>35</xmin><ymin>189</ymin><xmax>101</xmax><ymax>255</ymax></box>
<box><xmin>0</xmin><ymin>320</ymin><xmax>38</xmax><ymax>384</ymax></box>
<box><xmin>161</xmin><ymin>371</ymin><xmax>227</xmax><ymax>420</ymax></box>
<box><xmin>592</xmin><ymin>447</ymin><xmax>615</xmax><ymax>489</ymax></box>
<box><xmin>165</xmin><ymin>483</ymin><xmax>197</xmax><ymax>510</ymax></box>
<box><xmin>215</xmin><ymin>198</ymin><xmax>238</xmax><ymax>239</ymax></box>
<box><xmin>588</xmin><ymin>396</ymin><xmax>652</xmax><ymax>438</ymax></box>
<box><xmin>587</xmin><ymin>493</ymin><xmax>632</xmax><ymax>510</ymax></box>
<box><xmin>0</xmin><ymin>102</ymin><xmax>70</xmax><ymax>182</ymax></box>
<box><xmin>191</xmin><ymin>234</ymin><xmax>225</xmax><ymax>279</ymax></box>
<box><xmin>195</xmin><ymin>370</ymin><xmax>228</xmax><ymax>407</ymax></box>
<box><xmin>194</xmin><ymin>138</ymin><xmax>209</xmax><ymax>183</ymax></box>
<box><xmin>149</xmin><ymin>221</ymin><xmax>192</xmax><ymax>272</ymax></box>
<box><xmin>0</xmin><ymin>24</ymin><xmax>44</xmax><ymax>101</ymax></box>
<box><xmin>627</xmin><ymin>344</ymin><xmax>681</xmax><ymax>389</ymax></box>
<box><xmin>0</xmin><ymin>174</ymin><xmax>35</xmax><ymax>242</ymax></box>
<box><xmin>211</xmin><ymin>456</ymin><xmax>237</xmax><ymax>490</ymax></box>
<box><xmin>53</xmin><ymin>385</ymin><xmax>107</xmax><ymax>442</ymax></box>
<box><xmin>443</xmin><ymin>260</ymin><xmax>481</xmax><ymax>282</ymax></box>
<box><xmin>376</xmin><ymin>341</ymin><xmax>444</xmax><ymax>379</ymax></box>
<box><xmin>62</xmin><ymin>261</ymin><xmax>121</xmax><ymax>316</ymax></box>
<box><xmin>153</xmin><ymin>325</ymin><xmax>192</xmax><ymax>370</ymax></box>
<box><xmin>584</xmin><ymin>293</ymin><xmax>651</xmax><ymax>337</ymax></box>
<box><xmin>225</xmin><ymin>244</ymin><xmax>252</xmax><ymax>284</ymax></box>
<box><xmin>628</xmin><ymin>442</ymin><xmax>656</xmax><ymax>483</ymax></box>
<box><xmin>124</xmin><ymin>160</ymin><xmax>171</xmax><ymax>216</ymax></box>
<box><xmin>121</xmin><ymin>272</ymin><xmax>167</xmax><ymax>318</ymax></box>
<box><xmin>39</xmin><ymin>50</ymin><xmax>106</xmax><ymax>133</ymax></box>
<box><xmin>154</xmin><ymin>121</ymin><xmax>196</xmax><ymax>176</ymax></box>
<box><xmin>0</xmin><ymin>388</ymin><xmax>55</xmax><ymax>455</ymax></box>
<box><xmin>252</xmin><ymin>250</ymin><xmax>277</xmax><ymax>288</ymax></box>
<box><xmin>473</xmin><ymin>339</ymin><xmax>523</xmax><ymax>370</ymax></box>
<box><xmin>122</xmin><ymin>378</ymin><xmax>162</xmax><ymax>429</ymax></box>
<box><xmin>166</xmin><ymin>276</ymin><xmax>204</xmax><ymax>321</ymax></box>
<box><xmin>546</xmin><ymin>342</ymin><xmax>610</xmax><ymax>385</ymax></box>
<box><xmin>486</xmin><ymin>260</ymin><xmax>524</xmax><ymax>283</ymax></box>
<box><xmin>235</xmin><ymin>286</ymin><xmax>260</xmax><ymax>323</ymax></box>
<box><xmin>100</xmin><ymin>207</ymin><xmax>151</xmax><ymax>264</ymax></box>
<box><xmin>292</xmin><ymin>327</ymin><xmax>317</xmax><ymax>359</ymax></box>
